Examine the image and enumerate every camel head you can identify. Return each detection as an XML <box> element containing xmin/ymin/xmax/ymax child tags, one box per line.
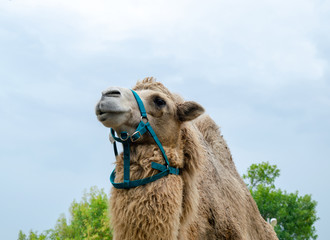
<box><xmin>95</xmin><ymin>77</ymin><xmax>205</xmax><ymax>146</ymax></box>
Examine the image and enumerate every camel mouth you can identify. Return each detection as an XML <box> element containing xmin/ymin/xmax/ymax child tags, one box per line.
<box><xmin>96</xmin><ymin>110</ymin><xmax>108</xmax><ymax>121</ymax></box>
<box><xmin>96</xmin><ymin>108</ymin><xmax>131</xmax><ymax>122</ymax></box>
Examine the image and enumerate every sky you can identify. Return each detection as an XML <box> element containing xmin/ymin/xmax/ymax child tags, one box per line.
<box><xmin>0</xmin><ymin>0</ymin><xmax>329</xmax><ymax>239</ymax></box>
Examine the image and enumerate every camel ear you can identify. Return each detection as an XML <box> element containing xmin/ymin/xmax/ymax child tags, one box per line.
<box><xmin>177</xmin><ymin>101</ymin><xmax>205</xmax><ymax>122</ymax></box>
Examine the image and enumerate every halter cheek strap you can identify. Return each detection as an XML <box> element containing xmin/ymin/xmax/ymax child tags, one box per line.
<box><xmin>109</xmin><ymin>89</ymin><xmax>180</xmax><ymax>189</ymax></box>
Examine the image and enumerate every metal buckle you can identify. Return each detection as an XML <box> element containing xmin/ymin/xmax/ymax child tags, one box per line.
<box><xmin>130</xmin><ymin>131</ymin><xmax>142</xmax><ymax>142</ymax></box>
<box><xmin>109</xmin><ymin>134</ymin><xmax>115</xmax><ymax>144</ymax></box>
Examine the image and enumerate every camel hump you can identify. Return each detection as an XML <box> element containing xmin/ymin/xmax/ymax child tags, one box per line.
<box><xmin>194</xmin><ymin>114</ymin><xmax>235</xmax><ymax>167</ymax></box>
<box><xmin>194</xmin><ymin>114</ymin><xmax>221</xmax><ymax>144</ymax></box>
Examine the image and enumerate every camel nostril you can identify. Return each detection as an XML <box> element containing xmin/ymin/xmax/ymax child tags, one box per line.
<box><xmin>109</xmin><ymin>90</ymin><xmax>121</xmax><ymax>95</ymax></box>
<box><xmin>103</xmin><ymin>89</ymin><xmax>121</xmax><ymax>97</ymax></box>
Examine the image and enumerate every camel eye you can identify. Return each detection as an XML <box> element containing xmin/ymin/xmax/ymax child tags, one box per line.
<box><xmin>153</xmin><ymin>97</ymin><xmax>166</xmax><ymax>108</ymax></box>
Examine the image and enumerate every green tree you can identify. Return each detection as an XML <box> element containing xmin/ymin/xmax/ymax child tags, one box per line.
<box><xmin>18</xmin><ymin>230</ymin><xmax>48</xmax><ymax>240</ymax></box>
<box><xmin>243</xmin><ymin>162</ymin><xmax>319</xmax><ymax>240</ymax></box>
<box><xmin>18</xmin><ymin>186</ymin><xmax>112</xmax><ymax>240</ymax></box>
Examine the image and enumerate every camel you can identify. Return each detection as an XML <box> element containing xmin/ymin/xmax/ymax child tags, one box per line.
<box><xmin>95</xmin><ymin>77</ymin><xmax>278</xmax><ymax>240</ymax></box>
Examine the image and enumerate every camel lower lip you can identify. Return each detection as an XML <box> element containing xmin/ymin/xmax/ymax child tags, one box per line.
<box><xmin>97</xmin><ymin>111</ymin><xmax>128</xmax><ymax>121</ymax></box>
<box><xmin>97</xmin><ymin>113</ymin><xmax>108</xmax><ymax>122</ymax></box>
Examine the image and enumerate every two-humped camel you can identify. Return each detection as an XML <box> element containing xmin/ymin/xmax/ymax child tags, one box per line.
<box><xmin>95</xmin><ymin>77</ymin><xmax>278</xmax><ymax>240</ymax></box>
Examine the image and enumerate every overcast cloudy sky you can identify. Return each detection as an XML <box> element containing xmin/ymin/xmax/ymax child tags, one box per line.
<box><xmin>1</xmin><ymin>0</ymin><xmax>329</xmax><ymax>239</ymax></box>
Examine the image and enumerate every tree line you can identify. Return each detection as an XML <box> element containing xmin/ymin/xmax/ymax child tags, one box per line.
<box><xmin>18</xmin><ymin>162</ymin><xmax>318</xmax><ymax>240</ymax></box>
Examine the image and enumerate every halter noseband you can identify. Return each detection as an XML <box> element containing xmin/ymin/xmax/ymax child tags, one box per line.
<box><xmin>109</xmin><ymin>89</ymin><xmax>180</xmax><ymax>189</ymax></box>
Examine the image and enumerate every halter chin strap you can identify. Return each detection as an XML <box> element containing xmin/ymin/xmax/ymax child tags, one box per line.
<box><xmin>109</xmin><ymin>89</ymin><xmax>180</xmax><ymax>189</ymax></box>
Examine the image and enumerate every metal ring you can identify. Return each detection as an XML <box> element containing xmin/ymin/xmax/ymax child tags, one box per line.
<box><xmin>141</xmin><ymin>116</ymin><xmax>148</xmax><ymax>123</ymax></box>
<box><xmin>120</xmin><ymin>133</ymin><xmax>129</xmax><ymax>141</ymax></box>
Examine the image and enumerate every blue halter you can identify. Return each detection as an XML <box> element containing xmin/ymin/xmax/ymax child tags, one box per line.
<box><xmin>109</xmin><ymin>89</ymin><xmax>180</xmax><ymax>189</ymax></box>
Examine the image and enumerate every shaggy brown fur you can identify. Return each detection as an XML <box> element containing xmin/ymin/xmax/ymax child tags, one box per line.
<box><xmin>102</xmin><ymin>77</ymin><xmax>278</xmax><ymax>240</ymax></box>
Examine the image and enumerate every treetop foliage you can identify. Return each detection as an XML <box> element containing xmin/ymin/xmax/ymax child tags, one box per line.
<box><xmin>243</xmin><ymin>161</ymin><xmax>280</xmax><ymax>190</ymax></box>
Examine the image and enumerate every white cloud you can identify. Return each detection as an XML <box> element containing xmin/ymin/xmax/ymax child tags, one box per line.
<box><xmin>1</xmin><ymin>0</ymin><xmax>328</xmax><ymax>104</ymax></box>
<box><xmin>2</xmin><ymin>0</ymin><xmax>328</xmax><ymax>88</ymax></box>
